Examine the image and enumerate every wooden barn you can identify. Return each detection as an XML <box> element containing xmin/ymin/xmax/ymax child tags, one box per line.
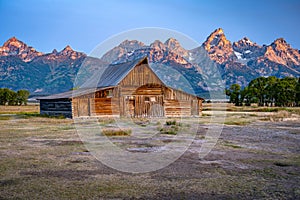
<box><xmin>38</xmin><ymin>57</ymin><xmax>204</xmax><ymax>118</ymax></box>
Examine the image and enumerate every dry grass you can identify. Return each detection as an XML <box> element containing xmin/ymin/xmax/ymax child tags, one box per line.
<box><xmin>0</xmin><ymin>115</ymin><xmax>11</xmax><ymax>120</ymax></box>
<box><xmin>101</xmin><ymin>128</ymin><xmax>132</xmax><ymax>136</ymax></box>
<box><xmin>203</xmin><ymin>103</ymin><xmax>300</xmax><ymax>114</ymax></box>
<box><xmin>0</xmin><ymin>105</ymin><xmax>299</xmax><ymax>199</ymax></box>
<box><xmin>224</xmin><ymin>120</ymin><xmax>250</xmax><ymax>126</ymax></box>
<box><xmin>159</xmin><ymin>120</ymin><xmax>184</xmax><ymax>135</ymax></box>
<box><xmin>0</xmin><ymin>104</ymin><xmax>39</xmax><ymax>114</ymax></box>
<box><xmin>261</xmin><ymin>110</ymin><xmax>294</xmax><ymax>122</ymax></box>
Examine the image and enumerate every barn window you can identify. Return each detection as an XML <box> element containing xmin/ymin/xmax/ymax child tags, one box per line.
<box><xmin>150</xmin><ymin>97</ymin><xmax>156</xmax><ymax>102</ymax></box>
<box><xmin>126</xmin><ymin>96</ymin><xmax>135</xmax><ymax>100</ymax></box>
<box><xmin>106</xmin><ymin>89</ymin><xmax>113</xmax><ymax>97</ymax></box>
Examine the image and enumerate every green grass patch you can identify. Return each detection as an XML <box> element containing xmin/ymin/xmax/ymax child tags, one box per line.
<box><xmin>249</xmin><ymin>114</ymin><xmax>258</xmax><ymax>117</ymax></box>
<box><xmin>252</xmin><ymin>168</ymin><xmax>282</xmax><ymax>179</ymax></box>
<box><xmin>202</xmin><ymin>113</ymin><xmax>212</xmax><ymax>117</ymax></box>
<box><xmin>16</xmin><ymin>113</ymin><xmax>66</xmax><ymax>119</ymax></box>
<box><xmin>224</xmin><ymin>120</ymin><xmax>250</xmax><ymax>126</ymax></box>
<box><xmin>0</xmin><ymin>116</ymin><xmax>11</xmax><ymax>120</ymax></box>
<box><xmin>223</xmin><ymin>141</ymin><xmax>242</xmax><ymax>149</ymax></box>
<box><xmin>288</xmin><ymin>130</ymin><xmax>300</xmax><ymax>135</ymax></box>
<box><xmin>166</xmin><ymin>120</ymin><xmax>177</xmax><ymax>125</ymax></box>
<box><xmin>272</xmin><ymin>156</ymin><xmax>300</xmax><ymax>167</ymax></box>
<box><xmin>159</xmin><ymin>127</ymin><xmax>177</xmax><ymax>135</ymax></box>
<box><xmin>159</xmin><ymin>120</ymin><xmax>184</xmax><ymax>135</ymax></box>
<box><xmin>273</xmin><ymin>161</ymin><xmax>292</xmax><ymax>167</ymax></box>
<box><xmin>98</xmin><ymin>118</ymin><xmax>115</xmax><ymax>125</ymax></box>
<box><xmin>256</xmin><ymin>107</ymin><xmax>283</xmax><ymax>112</ymax></box>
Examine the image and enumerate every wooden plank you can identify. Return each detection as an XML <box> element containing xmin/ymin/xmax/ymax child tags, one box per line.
<box><xmin>91</xmin><ymin>98</ymin><xmax>120</xmax><ymax>116</ymax></box>
<box><xmin>120</xmin><ymin>63</ymin><xmax>164</xmax><ymax>87</ymax></box>
<box><xmin>164</xmin><ymin>99</ymin><xmax>192</xmax><ymax>117</ymax></box>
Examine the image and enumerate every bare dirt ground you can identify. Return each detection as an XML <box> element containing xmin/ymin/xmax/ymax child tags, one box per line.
<box><xmin>0</xmin><ymin>106</ymin><xmax>299</xmax><ymax>199</ymax></box>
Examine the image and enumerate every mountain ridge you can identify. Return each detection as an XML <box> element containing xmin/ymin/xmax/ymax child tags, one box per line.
<box><xmin>0</xmin><ymin>28</ymin><xmax>299</xmax><ymax>96</ymax></box>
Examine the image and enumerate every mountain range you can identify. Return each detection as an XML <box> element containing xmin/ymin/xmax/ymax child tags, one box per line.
<box><xmin>0</xmin><ymin>28</ymin><xmax>299</xmax><ymax>97</ymax></box>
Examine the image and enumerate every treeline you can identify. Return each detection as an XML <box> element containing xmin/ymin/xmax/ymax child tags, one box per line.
<box><xmin>0</xmin><ymin>88</ymin><xmax>30</xmax><ymax>105</ymax></box>
<box><xmin>226</xmin><ymin>77</ymin><xmax>300</xmax><ymax>107</ymax></box>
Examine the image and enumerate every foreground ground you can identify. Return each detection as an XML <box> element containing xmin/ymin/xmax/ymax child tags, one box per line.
<box><xmin>0</xmin><ymin>105</ymin><xmax>299</xmax><ymax>199</ymax></box>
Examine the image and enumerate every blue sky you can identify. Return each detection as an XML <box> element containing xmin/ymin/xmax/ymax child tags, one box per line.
<box><xmin>1</xmin><ymin>0</ymin><xmax>299</xmax><ymax>54</ymax></box>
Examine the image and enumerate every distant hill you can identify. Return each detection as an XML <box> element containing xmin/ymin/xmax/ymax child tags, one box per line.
<box><xmin>0</xmin><ymin>28</ymin><xmax>299</xmax><ymax>97</ymax></box>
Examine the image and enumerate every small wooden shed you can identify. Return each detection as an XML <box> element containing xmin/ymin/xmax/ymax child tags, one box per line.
<box><xmin>39</xmin><ymin>57</ymin><xmax>203</xmax><ymax>118</ymax></box>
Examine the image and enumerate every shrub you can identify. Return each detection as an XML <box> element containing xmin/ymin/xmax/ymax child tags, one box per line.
<box><xmin>160</xmin><ymin>127</ymin><xmax>177</xmax><ymax>135</ymax></box>
<box><xmin>101</xmin><ymin>128</ymin><xmax>132</xmax><ymax>136</ymax></box>
<box><xmin>166</xmin><ymin>120</ymin><xmax>176</xmax><ymax>125</ymax></box>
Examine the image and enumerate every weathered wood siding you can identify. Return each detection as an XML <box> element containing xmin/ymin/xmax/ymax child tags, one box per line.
<box><xmin>164</xmin><ymin>100</ymin><xmax>192</xmax><ymax>117</ymax></box>
<box><xmin>119</xmin><ymin>64</ymin><xmax>163</xmax><ymax>87</ymax></box>
<box><xmin>40</xmin><ymin>99</ymin><xmax>72</xmax><ymax>118</ymax></box>
<box><xmin>164</xmin><ymin>87</ymin><xmax>198</xmax><ymax>101</ymax></box>
<box><xmin>93</xmin><ymin>98</ymin><xmax>120</xmax><ymax>116</ymax></box>
<box><xmin>163</xmin><ymin>88</ymin><xmax>201</xmax><ymax>117</ymax></box>
<box><xmin>120</xmin><ymin>84</ymin><xmax>163</xmax><ymax>96</ymax></box>
<box><xmin>72</xmin><ymin>88</ymin><xmax>119</xmax><ymax>117</ymax></box>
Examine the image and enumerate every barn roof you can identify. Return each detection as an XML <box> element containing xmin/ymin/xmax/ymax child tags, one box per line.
<box><xmin>38</xmin><ymin>57</ymin><xmax>203</xmax><ymax>100</ymax></box>
<box><xmin>78</xmin><ymin>56</ymin><xmax>150</xmax><ymax>89</ymax></box>
<box><xmin>38</xmin><ymin>57</ymin><xmax>148</xmax><ymax>100</ymax></box>
<box><xmin>37</xmin><ymin>87</ymin><xmax>114</xmax><ymax>100</ymax></box>
<box><xmin>97</xmin><ymin>56</ymin><xmax>149</xmax><ymax>88</ymax></box>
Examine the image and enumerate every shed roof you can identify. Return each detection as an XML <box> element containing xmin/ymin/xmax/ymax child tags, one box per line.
<box><xmin>38</xmin><ymin>87</ymin><xmax>114</xmax><ymax>100</ymax></box>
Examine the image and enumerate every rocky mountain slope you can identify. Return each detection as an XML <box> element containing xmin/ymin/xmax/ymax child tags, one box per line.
<box><xmin>0</xmin><ymin>29</ymin><xmax>299</xmax><ymax>97</ymax></box>
<box><xmin>202</xmin><ymin>28</ymin><xmax>300</xmax><ymax>87</ymax></box>
<box><xmin>0</xmin><ymin>37</ymin><xmax>104</xmax><ymax>95</ymax></box>
<box><xmin>101</xmin><ymin>28</ymin><xmax>300</xmax><ymax>94</ymax></box>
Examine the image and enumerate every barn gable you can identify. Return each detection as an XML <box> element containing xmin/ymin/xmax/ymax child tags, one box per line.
<box><xmin>96</xmin><ymin>58</ymin><xmax>148</xmax><ymax>88</ymax></box>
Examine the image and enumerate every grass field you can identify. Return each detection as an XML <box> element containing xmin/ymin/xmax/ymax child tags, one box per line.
<box><xmin>0</xmin><ymin>104</ymin><xmax>39</xmax><ymax>114</ymax></box>
<box><xmin>0</xmin><ymin>104</ymin><xmax>299</xmax><ymax>199</ymax></box>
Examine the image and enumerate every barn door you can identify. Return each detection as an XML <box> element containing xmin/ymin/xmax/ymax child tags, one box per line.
<box><xmin>191</xmin><ymin>100</ymin><xmax>199</xmax><ymax>116</ymax></box>
<box><xmin>148</xmin><ymin>95</ymin><xmax>164</xmax><ymax>117</ymax></box>
<box><xmin>124</xmin><ymin>96</ymin><xmax>135</xmax><ymax>117</ymax></box>
<box><xmin>78</xmin><ymin>98</ymin><xmax>90</xmax><ymax>117</ymax></box>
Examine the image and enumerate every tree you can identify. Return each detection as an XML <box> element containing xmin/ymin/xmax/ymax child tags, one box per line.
<box><xmin>7</xmin><ymin>91</ymin><xmax>17</xmax><ymax>105</ymax></box>
<box><xmin>225</xmin><ymin>84</ymin><xmax>241</xmax><ymax>106</ymax></box>
<box><xmin>248</xmin><ymin>77</ymin><xmax>267</xmax><ymax>106</ymax></box>
<box><xmin>296</xmin><ymin>77</ymin><xmax>300</xmax><ymax>106</ymax></box>
<box><xmin>227</xmin><ymin>76</ymin><xmax>298</xmax><ymax>107</ymax></box>
<box><xmin>273</xmin><ymin>77</ymin><xmax>297</xmax><ymax>106</ymax></box>
<box><xmin>0</xmin><ymin>89</ymin><xmax>5</xmax><ymax>105</ymax></box>
<box><xmin>17</xmin><ymin>90</ymin><xmax>30</xmax><ymax>105</ymax></box>
<box><xmin>0</xmin><ymin>88</ymin><xmax>14</xmax><ymax>105</ymax></box>
<box><xmin>240</xmin><ymin>86</ymin><xmax>253</xmax><ymax>106</ymax></box>
<box><xmin>265</xmin><ymin>76</ymin><xmax>278</xmax><ymax>107</ymax></box>
<box><xmin>0</xmin><ymin>88</ymin><xmax>30</xmax><ymax>106</ymax></box>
